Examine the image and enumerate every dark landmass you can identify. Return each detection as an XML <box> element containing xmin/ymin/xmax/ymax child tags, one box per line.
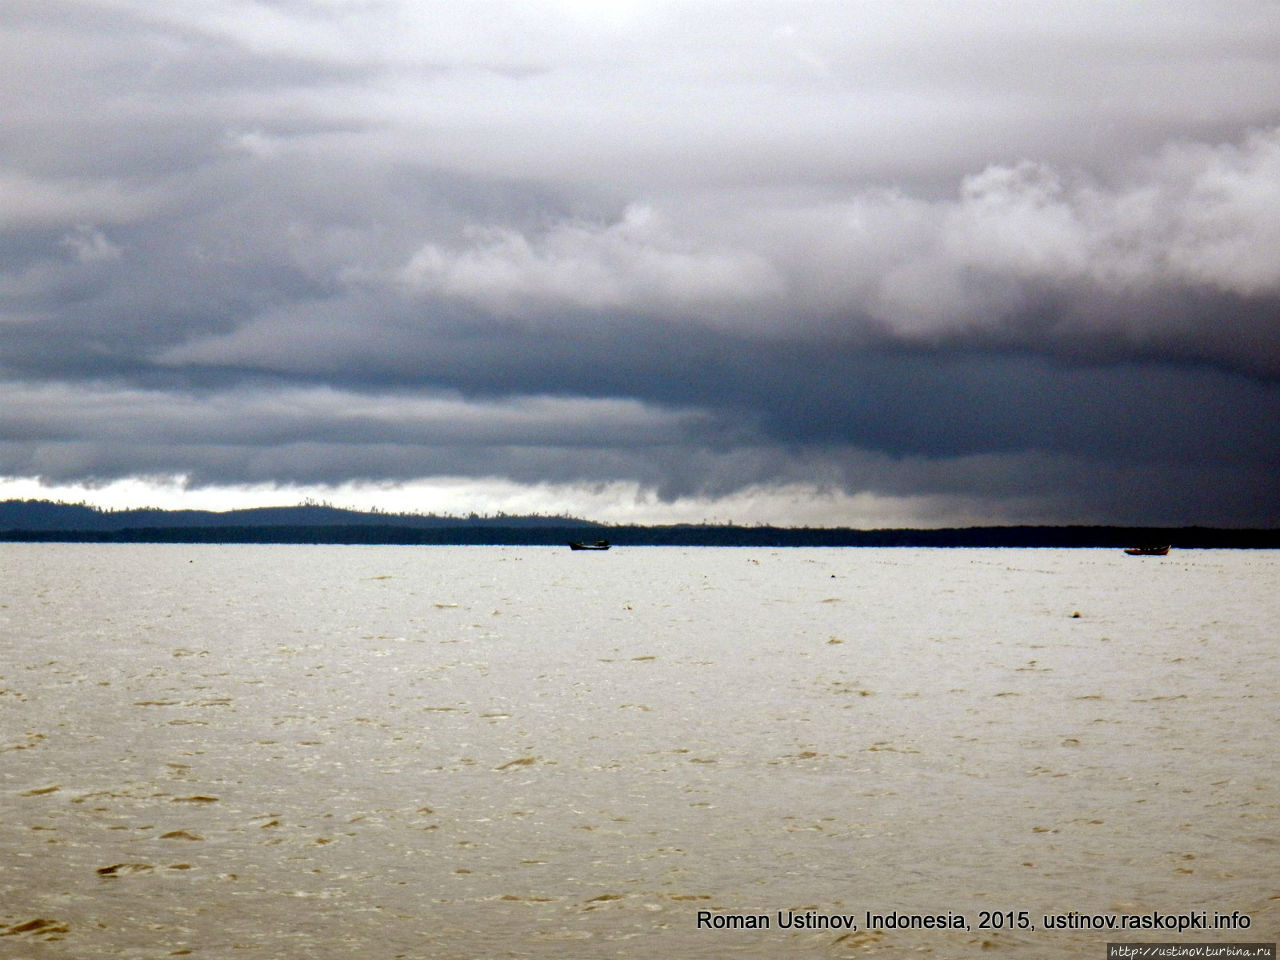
<box><xmin>1</xmin><ymin>500</ymin><xmax>1277</xmax><ymax>547</ymax></box>
<box><xmin>0</xmin><ymin>500</ymin><xmax>579</xmax><ymax>531</ymax></box>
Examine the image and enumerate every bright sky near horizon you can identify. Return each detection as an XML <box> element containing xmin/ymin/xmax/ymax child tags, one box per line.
<box><xmin>2</xmin><ymin>1</ymin><xmax>1279</xmax><ymax>526</ymax></box>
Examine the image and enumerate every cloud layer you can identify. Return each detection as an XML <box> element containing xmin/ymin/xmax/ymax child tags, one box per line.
<box><xmin>2</xmin><ymin>1</ymin><xmax>1279</xmax><ymax>525</ymax></box>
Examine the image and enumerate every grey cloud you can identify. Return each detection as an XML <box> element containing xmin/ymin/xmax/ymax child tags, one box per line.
<box><xmin>3</xmin><ymin>1</ymin><xmax>1279</xmax><ymax>525</ymax></box>
<box><xmin>402</xmin><ymin>132</ymin><xmax>1280</xmax><ymax>377</ymax></box>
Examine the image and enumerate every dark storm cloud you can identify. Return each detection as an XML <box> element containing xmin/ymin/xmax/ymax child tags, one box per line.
<box><xmin>2</xmin><ymin>0</ymin><xmax>1279</xmax><ymax>524</ymax></box>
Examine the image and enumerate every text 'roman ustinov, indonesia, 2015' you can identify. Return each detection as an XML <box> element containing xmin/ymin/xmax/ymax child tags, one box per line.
<box><xmin>695</xmin><ymin>909</ymin><xmax>1255</xmax><ymax>933</ymax></box>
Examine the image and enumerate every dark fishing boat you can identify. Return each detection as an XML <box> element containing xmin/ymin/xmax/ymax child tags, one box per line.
<box><xmin>569</xmin><ymin>540</ymin><xmax>611</xmax><ymax>551</ymax></box>
<box><xmin>1124</xmin><ymin>545</ymin><xmax>1169</xmax><ymax>556</ymax></box>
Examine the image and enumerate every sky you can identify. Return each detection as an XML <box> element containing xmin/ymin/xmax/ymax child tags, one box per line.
<box><xmin>2</xmin><ymin>0</ymin><xmax>1279</xmax><ymax>527</ymax></box>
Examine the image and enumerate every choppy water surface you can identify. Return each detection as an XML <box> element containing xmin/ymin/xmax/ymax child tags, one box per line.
<box><xmin>2</xmin><ymin>545</ymin><xmax>1276</xmax><ymax>958</ymax></box>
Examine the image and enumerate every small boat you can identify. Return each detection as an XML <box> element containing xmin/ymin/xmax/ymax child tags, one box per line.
<box><xmin>1124</xmin><ymin>545</ymin><xmax>1169</xmax><ymax>556</ymax></box>
<box><xmin>569</xmin><ymin>540</ymin><xmax>611</xmax><ymax>551</ymax></box>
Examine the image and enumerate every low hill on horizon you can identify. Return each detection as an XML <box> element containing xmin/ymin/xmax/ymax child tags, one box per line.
<box><xmin>0</xmin><ymin>499</ymin><xmax>603</xmax><ymax>532</ymax></box>
<box><xmin>2</xmin><ymin>499</ymin><xmax>1278</xmax><ymax>548</ymax></box>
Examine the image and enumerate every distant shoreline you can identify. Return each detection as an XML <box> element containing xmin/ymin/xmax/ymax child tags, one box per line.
<box><xmin>2</xmin><ymin>499</ymin><xmax>1276</xmax><ymax>547</ymax></box>
<box><xmin>3</xmin><ymin>525</ymin><xmax>1278</xmax><ymax>548</ymax></box>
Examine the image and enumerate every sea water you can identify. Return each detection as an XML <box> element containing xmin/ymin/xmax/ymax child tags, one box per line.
<box><xmin>1</xmin><ymin>544</ymin><xmax>1276</xmax><ymax>958</ymax></box>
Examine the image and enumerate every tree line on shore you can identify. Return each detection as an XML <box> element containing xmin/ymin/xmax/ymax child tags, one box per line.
<box><xmin>2</xmin><ymin>500</ymin><xmax>1276</xmax><ymax>548</ymax></box>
